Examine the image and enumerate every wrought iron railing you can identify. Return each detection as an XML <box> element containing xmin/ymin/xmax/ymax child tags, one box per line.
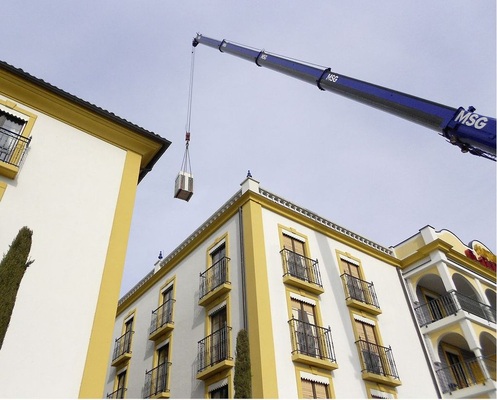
<box><xmin>149</xmin><ymin>299</ymin><xmax>175</xmax><ymax>335</ymax></box>
<box><xmin>199</xmin><ymin>257</ymin><xmax>230</xmax><ymax>300</ymax></box>
<box><xmin>356</xmin><ymin>339</ymin><xmax>399</xmax><ymax>380</ymax></box>
<box><xmin>414</xmin><ymin>290</ymin><xmax>496</xmax><ymax>326</ymax></box>
<box><xmin>106</xmin><ymin>387</ymin><xmax>126</xmax><ymax>399</ymax></box>
<box><xmin>143</xmin><ymin>362</ymin><xmax>172</xmax><ymax>398</ymax></box>
<box><xmin>288</xmin><ymin>318</ymin><xmax>336</xmax><ymax>362</ymax></box>
<box><xmin>197</xmin><ymin>325</ymin><xmax>232</xmax><ymax>373</ymax></box>
<box><xmin>0</xmin><ymin>127</ymin><xmax>30</xmax><ymax>167</ymax></box>
<box><xmin>280</xmin><ymin>248</ymin><xmax>322</xmax><ymax>287</ymax></box>
<box><xmin>341</xmin><ymin>273</ymin><xmax>380</xmax><ymax>309</ymax></box>
<box><xmin>112</xmin><ymin>330</ymin><xmax>133</xmax><ymax>361</ymax></box>
<box><xmin>435</xmin><ymin>356</ymin><xmax>495</xmax><ymax>393</ymax></box>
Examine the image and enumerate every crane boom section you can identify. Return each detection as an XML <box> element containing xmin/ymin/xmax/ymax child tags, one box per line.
<box><xmin>193</xmin><ymin>34</ymin><xmax>496</xmax><ymax>160</ymax></box>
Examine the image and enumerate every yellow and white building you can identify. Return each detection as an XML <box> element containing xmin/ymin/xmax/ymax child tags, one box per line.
<box><xmin>393</xmin><ymin>226</ymin><xmax>496</xmax><ymax>398</ymax></box>
<box><xmin>0</xmin><ymin>61</ymin><xmax>170</xmax><ymax>398</ymax></box>
<box><xmin>104</xmin><ymin>177</ymin><xmax>485</xmax><ymax>398</ymax></box>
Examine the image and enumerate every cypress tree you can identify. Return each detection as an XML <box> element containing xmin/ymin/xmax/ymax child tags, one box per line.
<box><xmin>234</xmin><ymin>329</ymin><xmax>252</xmax><ymax>398</ymax></box>
<box><xmin>0</xmin><ymin>226</ymin><xmax>33</xmax><ymax>350</ymax></box>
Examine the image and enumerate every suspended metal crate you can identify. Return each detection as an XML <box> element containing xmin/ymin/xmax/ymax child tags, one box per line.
<box><xmin>174</xmin><ymin>171</ymin><xmax>193</xmax><ymax>201</ymax></box>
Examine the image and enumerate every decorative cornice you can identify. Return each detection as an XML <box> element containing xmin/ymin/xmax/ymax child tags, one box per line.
<box><xmin>258</xmin><ymin>187</ymin><xmax>393</xmax><ymax>256</ymax></box>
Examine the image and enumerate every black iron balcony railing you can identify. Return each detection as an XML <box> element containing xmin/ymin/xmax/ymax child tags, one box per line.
<box><xmin>143</xmin><ymin>362</ymin><xmax>172</xmax><ymax>398</ymax></box>
<box><xmin>341</xmin><ymin>273</ymin><xmax>380</xmax><ymax>309</ymax></box>
<box><xmin>149</xmin><ymin>299</ymin><xmax>175</xmax><ymax>335</ymax></box>
<box><xmin>280</xmin><ymin>248</ymin><xmax>322</xmax><ymax>287</ymax></box>
<box><xmin>0</xmin><ymin>127</ymin><xmax>30</xmax><ymax>167</ymax></box>
<box><xmin>356</xmin><ymin>339</ymin><xmax>399</xmax><ymax>380</ymax></box>
<box><xmin>106</xmin><ymin>387</ymin><xmax>126</xmax><ymax>399</ymax></box>
<box><xmin>112</xmin><ymin>330</ymin><xmax>133</xmax><ymax>361</ymax></box>
<box><xmin>288</xmin><ymin>318</ymin><xmax>336</xmax><ymax>362</ymax></box>
<box><xmin>199</xmin><ymin>257</ymin><xmax>230</xmax><ymax>300</ymax></box>
<box><xmin>435</xmin><ymin>356</ymin><xmax>495</xmax><ymax>393</ymax></box>
<box><xmin>197</xmin><ymin>325</ymin><xmax>232</xmax><ymax>373</ymax></box>
<box><xmin>414</xmin><ymin>290</ymin><xmax>496</xmax><ymax>326</ymax></box>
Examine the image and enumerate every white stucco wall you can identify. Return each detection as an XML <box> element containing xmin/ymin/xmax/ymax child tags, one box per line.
<box><xmin>0</xmin><ymin>100</ymin><xmax>127</xmax><ymax>398</ymax></box>
<box><xmin>260</xmin><ymin>208</ymin><xmax>438</xmax><ymax>398</ymax></box>
<box><xmin>105</xmin><ymin>214</ymin><xmax>244</xmax><ymax>398</ymax></box>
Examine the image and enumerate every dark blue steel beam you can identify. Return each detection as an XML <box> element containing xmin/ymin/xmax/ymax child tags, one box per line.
<box><xmin>193</xmin><ymin>34</ymin><xmax>495</xmax><ymax>160</ymax></box>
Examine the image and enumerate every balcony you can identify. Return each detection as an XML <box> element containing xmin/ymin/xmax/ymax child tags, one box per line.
<box><xmin>198</xmin><ymin>257</ymin><xmax>231</xmax><ymax>307</ymax></box>
<box><xmin>196</xmin><ymin>326</ymin><xmax>233</xmax><ymax>380</ymax></box>
<box><xmin>149</xmin><ymin>299</ymin><xmax>175</xmax><ymax>341</ymax></box>
<box><xmin>0</xmin><ymin>127</ymin><xmax>31</xmax><ymax>179</ymax></box>
<box><xmin>356</xmin><ymin>339</ymin><xmax>401</xmax><ymax>386</ymax></box>
<box><xmin>143</xmin><ymin>362</ymin><xmax>172</xmax><ymax>399</ymax></box>
<box><xmin>414</xmin><ymin>290</ymin><xmax>496</xmax><ymax>327</ymax></box>
<box><xmin>107</xmin><ymin>388</ymin><xmax>126</xmax><ymax>399</ymax></box>
<box><xmin>111</xmin><ymin>330</ymin><xmax>133</xmax><ymax>367</ymax></box>
<box><xmin>288</xmin><ymin>318</ymin><xmax>338</xmax><ymax>370</ymax></box>
<box><xmin>436</xmin><ymin>356</ymin><xmax>496</xmax><ymax>396</ymax></box>
<box><xmin>340</xmin><ymin>273</ymin><xmax>381</xmax><ymax>315</ymax></box>
<box><xmin>280</xmin><ymin>249</ymin><xmax>324</xmax><ymax>294</ymax></box>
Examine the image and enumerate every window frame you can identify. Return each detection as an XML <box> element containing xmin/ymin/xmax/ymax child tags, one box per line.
<box><xmin>0</xmin><ymin>101</ymin><xmax>36</xmax><ymax>179</ymax></box>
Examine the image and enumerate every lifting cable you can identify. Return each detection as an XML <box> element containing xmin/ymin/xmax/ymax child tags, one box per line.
<box><xmin>174</xmin><ymin>44</ymin><xmax>196</xmax><ymax>201</ymax></box>
<box><xmin>180</xmin><ymin>43</ymin><xmax>196</xmax><ymax>175</ymax></box>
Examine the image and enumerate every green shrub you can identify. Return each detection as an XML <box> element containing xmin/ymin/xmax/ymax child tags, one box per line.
<box><xmin>234</xmin><ymin>329</ymin><xmax>252</xmax><ymax>398</ymax></box>
<box><xmin>0</xmin><ymin>227</ymin><xmax>33</xmax><ymax>350</ymax></box>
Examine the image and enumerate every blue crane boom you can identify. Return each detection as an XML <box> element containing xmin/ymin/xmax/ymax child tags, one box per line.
<box><xmin>193</xmin><ymin>34</ymin><xmax>496</xmax><ymax>161</ymax></box>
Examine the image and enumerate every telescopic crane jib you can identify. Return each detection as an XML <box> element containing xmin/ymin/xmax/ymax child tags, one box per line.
<box><xmin>192</xmin><ymin>33</ymin><xmax>496</xmax><ymax>161</ymax></box>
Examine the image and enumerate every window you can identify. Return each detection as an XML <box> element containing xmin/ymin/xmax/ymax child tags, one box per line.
<box><xmin>107</xmin><ymin>369</ymin><xmax>126</xmax><ymax>398</ymax></box>
<box><xmin>341</xmin><ymin>258</ymin><xmax>365</xmax><ymax>302</ymax></box>
<box><xmin>301</xmin><ymin>379</ymin><xmax>329</xmax><ymax>399</ymax></box>
<box><xmin>291</xmin><ymin>298</ymin><xmax>320</xmax><ymax>357</ymax></box>
<box><xmin>355</xmin><ymin>319</ymin><xmax>382</xmax><ymax>375</ymax></box>
<box><xmin>155</xmin><ymin>343</ymin><xmax>170</xmax><ymax>393</ymax></box>
<box><xmin>0</xmin><ymin>110</ymin><xmax>26</xmax><ymax>164</ymax></box>
<box><xmin>123</xmin><ymin>317</ymin><xmax>133</xmax><ymax>353</ymax></box>
<box><xmin>161</xmin><ymin>285</ymin><xmax>174</xmax><ymax>325</ymax></box>
<box><xmin>116</xmin><ymin>370</ymin><xmax>126</xmax><ymax>398</ymax></box>
<box><xmin>144</xmin><ymin>342</ymin><xmax>171</xmax><ymax>397</ymax></box>
<box><xmin>210</xmin><ymin>385</ymin><xmax>229</xmax><ymax>398</ymax></box>
<box><xmin>210</xmin><ymin>306</ymin><xmax>228</xmax><ymax>364</ymax></box>
<box><xmin>283</xmin><ymin>234</ymin><xmax>307</xmax><ymax>278</ymax></box>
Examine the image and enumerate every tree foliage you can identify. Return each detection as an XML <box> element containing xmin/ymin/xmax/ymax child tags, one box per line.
<box><xmin>0</xmin><ymin>226</ymin><xmax>33</xmax><ymax>350</ymax></box>
<box><xmin>234</xmin><ymin>329</ymin><xmax>252</xmax><ymax>398</ymax></box>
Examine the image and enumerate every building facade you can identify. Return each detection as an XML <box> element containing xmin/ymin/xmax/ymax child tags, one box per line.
<box><xmin>104</xmin><ymin>177</ymin><xmax>490</xmax><ymax>398</ymax></box>
<box><xmin>0</xmin><ymin>61</ymin><xmax>170</xmax><ymax>398</ymax></box>
<box><xmin>393</xmin><ymin>226</ymin><xmax>496</xmax><ymax>398</ymax></box>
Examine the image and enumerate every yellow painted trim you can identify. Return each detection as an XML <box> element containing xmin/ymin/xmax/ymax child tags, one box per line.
<box><xmin>364</xmin><ymin>381</ymin><xmax>398</xmax><ymax>399</ymax></box>
<box><xmin>0</xmin><ymin>100</ymin><xmax>37</xmax><ymax>179</ymax></box>
<box><xmin>294</xmin><ymin>365</ymin><xmax>336</xmax><ymax>398</ymax></box>
<box><xmin>117</xmin><ymin>188</ymin><xmax>398</xmax><ymax>314</ymax></box>
<box><xmin>203</xmin><ymin>370</ymin><xmax>233</xmax><ymax>398</ymax></box>
<box><xmin>111</xmin><ymin>366</ymin><xmax>129</xmax><ymax>398</ymax></box>
<box><xmin>0</xmin><ymin>69</ymin><xmax>165</xmax><ymax>172</ymax></box>
<box><xmin>242</xmin><ymin>197</ymin><xmax>278</xmax><ymax>398</ymax></box>
<box><xmin>78</xmin><ymin>150</ymin><xmax>141</xmax><ymax>398</ymax></box>
<box><xmin>0</xmin><ymin>181</ymin><xmax>6</xmax><ymax>201</ymax></box>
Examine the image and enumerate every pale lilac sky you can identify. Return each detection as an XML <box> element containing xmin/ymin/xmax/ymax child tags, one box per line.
<box><xmin>3</xmin><ymin>1</ymin><xmax>495</xmax><ymax>296</ymax></box>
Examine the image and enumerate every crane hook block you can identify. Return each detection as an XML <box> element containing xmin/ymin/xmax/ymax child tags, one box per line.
<box><xmin>174</xmin><ymin>171</ymin><xmax>193</xmax><ymax>202</ymax></box>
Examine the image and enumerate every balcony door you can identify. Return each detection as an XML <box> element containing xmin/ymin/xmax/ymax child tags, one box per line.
<box><xmin>284</xmin><ymin>234</ymin><xmax>307</xmax><ymax>279</ymax></box>
<box><xmin>292</xmin><ymin>299</ymin><xmax>320</xmax><ymax>357</ymax></box>
<box><xmin>210</xmin><ymin>307</ymin><xmax>227</xmax><ymax>364</ymax></box>
<box><xmin>209</xmin><ymin>244</ymin><xmax>226</xmax><ymax>291</ymax></box>
<box><xmin>161</xmin><ymin>286</ymin><xmax>173</xmax><ymax>326</ymax></box>
<box><xmin>0</xmin><ymin>111</ymin><xmax>24</xmax><ymax>163</ymax></box>
<box><xmin>156</xmin><ymin>344</ymin><xmax>169</xmax><ymax>393</ymax></box>
<box><xmin>356</xmin><ymin>320</ymin><xmax>382</xmax><ymax>375</ymax></box>
<box><xmin>445</xmin><ymin>350</ymin><xmax>469</xmax><ymax>390</ymax></box>
<box><xmin>341</xmin><ymin>259</ymin><xmax>365</xmax><ymax>302</ymax></box>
